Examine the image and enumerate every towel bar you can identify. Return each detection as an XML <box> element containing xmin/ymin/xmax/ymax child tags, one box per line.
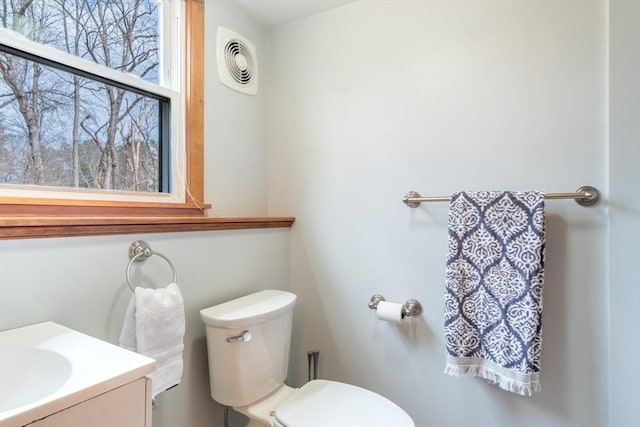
<box><xmin>126</xmin><ymin>240</ymin><xmax>177</xmax><ymax>292</ymax></box>
<box><xmin>403</xmin><ymin>186</ymin><xmax>600</xmax><ymax>208</ymax></box>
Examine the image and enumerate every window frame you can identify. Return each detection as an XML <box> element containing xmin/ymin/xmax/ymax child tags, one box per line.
<box><xmin>0</xmin><ymin>0</ymin><xmax>208</xmax><ymax>218</ymax></box>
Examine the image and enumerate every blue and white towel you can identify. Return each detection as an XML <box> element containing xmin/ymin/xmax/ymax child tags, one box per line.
<box><xmin>444</xmin><ymin>191</ymin><xmax>546</xmax><ymax>396</ymax></box>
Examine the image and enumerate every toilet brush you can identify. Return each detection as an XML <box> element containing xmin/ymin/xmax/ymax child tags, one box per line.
<box><xmin>307</xmin><ymin>351</ymin><xmax>313</xmax><ymax>382</ymax></box>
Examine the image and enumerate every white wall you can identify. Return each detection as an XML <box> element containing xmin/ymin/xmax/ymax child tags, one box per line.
<box><xmin>204</xmin><ymin>0</ymin><xmax>268</xmax><ymax>216</ymax></box>
<box><xmin>0</xmin><ymin>229</ymin><xmax>289</xmax><ymax>427</ymax></box>
<box><xmin>268</xmin><ymin>2</ymin><xmax>609</xmax><ymax>426</ymax></box>
<box><xmin>609</xmin><ymin>1</ymin><xmax>640</xmax><ymax>425</ymax></box>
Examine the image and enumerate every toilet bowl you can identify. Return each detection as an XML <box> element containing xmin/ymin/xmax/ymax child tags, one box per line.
<box><xmin>200</xmin><ymin>290</ymin><xmax>414</xmax><ymax>427</ymax></box>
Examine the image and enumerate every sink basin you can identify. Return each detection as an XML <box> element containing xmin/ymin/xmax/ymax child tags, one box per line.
<box><xmin>0</xmin><ymin>347</ymin><xmax>72</xmax><ymax>412</ymax></box>
<box><xmin>0</xmin><ymin>321</ymin><xmax>155</xmax><ymax>427</ymax></box>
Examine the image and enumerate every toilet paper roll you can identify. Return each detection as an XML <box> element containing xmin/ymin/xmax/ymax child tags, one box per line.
<box><xmin>376</xmin><ymin>301</ymin><xmax>404</xmax><ymax>323</ymax></box>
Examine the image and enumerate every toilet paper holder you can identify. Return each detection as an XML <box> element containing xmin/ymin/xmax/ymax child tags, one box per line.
<box><xmin>368</xmin><ymin>294</ymin><xmax>422</xmax><ymax>318</ymax></box>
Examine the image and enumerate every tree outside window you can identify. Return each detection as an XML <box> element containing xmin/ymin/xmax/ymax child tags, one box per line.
<box><xmin>0</xmin><ymin>0</ymin><xmax>168</xmax><ymax>194</ymax></box>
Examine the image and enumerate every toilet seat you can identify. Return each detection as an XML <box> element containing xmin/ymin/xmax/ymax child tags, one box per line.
<box><xmin>273</xmin><ymin>380</ymin><xmax>414</xmax><ymax>427</ymax></box>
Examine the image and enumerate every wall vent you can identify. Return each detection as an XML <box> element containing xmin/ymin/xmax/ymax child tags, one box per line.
<box><xmin>217</xmin><ymin>26</ymin><xmax>258</xmax><ymax>95</ymax></box>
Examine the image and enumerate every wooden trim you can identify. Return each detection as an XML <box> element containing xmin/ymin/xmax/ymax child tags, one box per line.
<box><xmin>0</xmin><ymin>203</ymin><xmax>205</xmax><ymax>217</ymax></box>
<box><xmin>0</xmin><ymin>197</ymin><xmax>209</xmax><ymax>216</ymax></box>
<box><xmin>185</xmin><ymin>0</ymin><xmax>206</xmax><ymax>208</ymax></box>
<box><xmin>0</xmin><ymin>216</ymin><xmax>296</xmax><ymax>239</ymax></box>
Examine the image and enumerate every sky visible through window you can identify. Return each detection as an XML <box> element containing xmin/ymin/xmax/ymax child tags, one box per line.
<box><xmin>0</xmin><ymin>0</ymin><xmax>163</xmax><ymax>193</ymax></box>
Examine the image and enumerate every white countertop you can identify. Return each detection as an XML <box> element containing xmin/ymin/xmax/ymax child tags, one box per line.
<box><xmin>0</xmin><ymin>321</ymin><xmax>156</xmax><ymax>427</ymax></box>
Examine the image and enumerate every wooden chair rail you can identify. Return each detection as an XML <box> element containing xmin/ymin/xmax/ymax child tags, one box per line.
<box><xmin>0</xmin><ymin>216</ymin><xmax>295</xmax><ymax>239</ymax></box>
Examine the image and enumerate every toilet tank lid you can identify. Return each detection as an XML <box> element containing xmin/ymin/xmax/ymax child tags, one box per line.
<box><xmin>274</xmin><ymin>380</ymin><xmax>414</xmax><ymax>427</ymax></box>
<box><xmin>200</xmin><ymin>290</ymin><xmax>297</xmax><ymax>329</ymax></box>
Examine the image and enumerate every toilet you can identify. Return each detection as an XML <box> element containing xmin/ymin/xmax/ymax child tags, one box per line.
<box><xmin>200</xmin><ymin>290</ymin><xmax>414</xmax><ymax>427</ymax></box>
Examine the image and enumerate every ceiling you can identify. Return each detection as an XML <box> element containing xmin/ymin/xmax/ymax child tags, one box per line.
<box><xmin>230</xmin><ymin>0</ymin><xmax>356</xmax><ymax>27</ymax></box>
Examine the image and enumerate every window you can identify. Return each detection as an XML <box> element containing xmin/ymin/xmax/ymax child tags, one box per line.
<box><xmin>0</xmin><ymin>0</ymin><xmax>206</xmax><ymax>214</ymax></box>
<box><xmin>0</xmin><ymin>48</ymin><xmax>169</xmax><ymax>193</ymax></box>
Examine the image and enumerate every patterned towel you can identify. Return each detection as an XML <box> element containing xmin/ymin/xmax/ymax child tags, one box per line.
<box><xmin>444</xmin><ymin>191</ymin><xmax>546</xmax><ymax>396</ymax></box>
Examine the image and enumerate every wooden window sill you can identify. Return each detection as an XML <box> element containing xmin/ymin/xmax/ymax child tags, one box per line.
<box><xmin>0</xmin><ymin>216</ymin><xmax>295</xmax><ymax>239</ymax></box>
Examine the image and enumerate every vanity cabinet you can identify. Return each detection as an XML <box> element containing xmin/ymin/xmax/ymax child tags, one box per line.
<box><xmin>27</xmin><ymin>378</ymin><xmax>151</xmax><ymax>427</ymax></box>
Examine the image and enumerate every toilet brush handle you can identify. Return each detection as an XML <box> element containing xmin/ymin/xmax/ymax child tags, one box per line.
<box><xmin>307</xmin><ymin>351</ymin><xmax>313</xmax><ymax>382</ymax></box>
<box><xmin>312</xmin><ymin>350</ymin><xmax>319</xmax><ymax>380</ymax></box>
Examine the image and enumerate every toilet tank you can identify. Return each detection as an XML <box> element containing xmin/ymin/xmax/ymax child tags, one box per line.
<box><xmin>200</xmin><ymin>290</ymin><xmax>297</xmax><ymax>407</ymax></box>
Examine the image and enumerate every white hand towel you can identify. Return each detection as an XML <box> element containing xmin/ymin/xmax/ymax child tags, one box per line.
<box><xmin>119</xmin><ymin>296</ymin><xmax>137</xmax><ymax>352</ymax></box>
<box><xmin>119</xmin><ymin>282</ymin><xmax>185</xmax><ymax>398</ymax></box>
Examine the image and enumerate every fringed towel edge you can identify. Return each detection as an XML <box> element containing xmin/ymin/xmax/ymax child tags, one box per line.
<box><xmin>445</xmin><ymin>357</ymin><xmax>541</xmax><ymax>397</ymax></box>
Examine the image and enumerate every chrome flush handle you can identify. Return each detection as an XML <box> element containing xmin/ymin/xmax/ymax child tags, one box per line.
<box><xmin>226</xmin><ymin>330</ymin><xmax>252</xmax><ymax>344</ymax></box>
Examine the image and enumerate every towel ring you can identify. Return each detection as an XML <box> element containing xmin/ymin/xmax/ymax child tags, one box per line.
<box><xmin>126</xmin><ymin>240</ymin><xmax>177</xmax><ymax>292</ymax></box>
